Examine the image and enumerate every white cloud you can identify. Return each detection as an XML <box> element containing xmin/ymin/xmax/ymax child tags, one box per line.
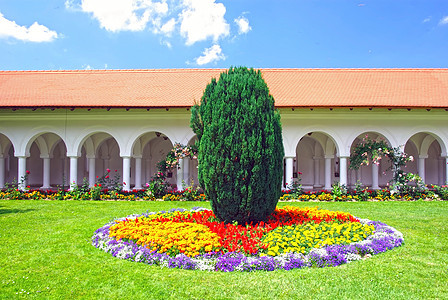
<box><xmin>422</xmin><ymin>17</ymin><xmax>431</xmax><ymax>23</ymax></box>
<box><xmin>79</xmin><ymin>0</ymin><xmax>168</xmax><ymax>32</ymax></box>
<box><xmin>69</xmin><ymin>0</ymin><xmax>246</xmax><ymax>47</ymax></box>
<box><xmin>160</xmin><ymin>18</ymin><xmax>176</xmax><ymax>35</ymax></box>
<box><xmin>0</xmin><ymin>12</ymin><xmax>58</xmax><ymax>42</ymax></box>
<box><xmin>179</xmin><ymin>0</ymin><xmax>230</xmax><ymax>45</ymax></box>
<box><xmin>194</xmin><ymin>44</ymin><xmax>225</xmax><ymax>65</ymax></box>
<box><xmin>234</xmin><ymin>16</ymin><xmax>251</xmax><ymax>34</ymax></box>
<box><xmin>439</xmin><ymin>16</ymin><xmax>448</xmax><ymax>26</ymax></box>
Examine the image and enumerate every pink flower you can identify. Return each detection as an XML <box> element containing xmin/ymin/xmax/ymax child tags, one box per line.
<box><xmin>26</xmin><ymin>170</ymin><xmax>30</xmax><ymax>175</ymax></box>
<box><xmin>105</xmin><ymin>175</ymin><xmax>109</xmax><ymax>179</ymax></box>
<box><xmin>106</xmin><ymin>168</ymin><xmax>111</xmax><ymax>173</ymax></box>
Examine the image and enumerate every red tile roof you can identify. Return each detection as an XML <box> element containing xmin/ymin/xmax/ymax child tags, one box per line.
<box><xmin>1</xmin><ymin>68</ymin><xmax>448</xmax><ymax>109</ymax></box>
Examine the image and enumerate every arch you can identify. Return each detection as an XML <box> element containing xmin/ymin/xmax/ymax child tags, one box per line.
<box><xmin>66</xmin><ymin>127</ymin><xmax>119</xmax><ymax>157</ymax></box>
<box><xmin>349</xmin><ymin>132</ymin><xmax>396</xmax><ymax>189</ymax></box>
<box><xmin>406</xmin><ymin>132</ymin><xmax>446</xmax><ymax>185</ymax></box>
<box><xmin>20</xmin><ymin>132</ymin><xmax>68</xmax><ymax>189</ymax></box>
<box><xmin>123</xmin><ymin>128</ymin><xmax>177</xmax><ymax>157</ymax></box>
<box><xmin>0</xmin><ymin>133</ymin><xmax>13</xmax><ymax>156</ymax></box>
<box><xmin>12</xmin><ymin>127</ymin><xmax>68</xmax><ymax>157</ymax></box>
<box><xmin>0</xmin><ymin>133</ymin><xmax>17</xmax><ymax>188</ymax></box>
<box><xmin>293</xmin><ymin>131</ymin><xmax>339</xmax><ymax>190</ymax></box>
<box><xmin>293</xmin><ymin>131</ymin><xmax>341</xmax><ymax>157</ymax></box>
<box><xmin>141</xmin><ymin>134</ymin><xmax>175</xmax><ymax>185</ymax></box>
<box><xmin>130</xmin><ymin>131</ymin><xmax>173</xmax><ymax>158</ymax></box>
<box><xmin>283</xmin><ymin>126</ymin><xmax>343</xmax><ymax>157</ymax></box>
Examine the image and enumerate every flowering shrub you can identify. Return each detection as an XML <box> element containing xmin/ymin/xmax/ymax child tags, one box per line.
<box><xmin>145</xmin><ymin>143</ymin><xmax>199</xmax><ymax>198</ymax></box>
<box><xmin>92</xmin><ymin>206</ymin><xmax>404</xmax><ymax>271</ymax></box>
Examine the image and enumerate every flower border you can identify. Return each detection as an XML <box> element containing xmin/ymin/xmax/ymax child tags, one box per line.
<box><xmin>91</xmin><ymin>207</ymin><xmax>404</xmax><ymax>272</ymax></box>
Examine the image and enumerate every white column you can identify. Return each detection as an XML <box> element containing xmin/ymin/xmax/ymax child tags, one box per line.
<box><xmin>445</xmin><ymin>157</ymin><xmax>448</xmax><ymax>185</ymax></box>
<box><xmin>0</xmin><ymin>156</ymin><xmax>4</xmax><ymax>189</ymax></box>
<box><xmin>122</xmin><ymin>156</ymin><xmax>131</xmax><ymax>191</ymax></box>
<box><xmin>134</xmin><ymin>156</ymin><xmax>142</xmax><ymax>190</ymax></box>
<box><xmin>339</xmin><ymin>156</ymin><xmax>348</xmax><ymax>187</ymax></box>
<box><xmin>284</xmin><ymin>156</ymin><xmax>294</xmax><ymax>189</ymax></box>
<box><xmin>17</xmin><ymin>156</ymin><xmax>27</xmax><ymax>191</ymax></box>
<box><xmin>183</xmin><ymin>158</ymin><xmax>190</xmax><ymax>185</ymax></box>
<box><xmin>87</xmin><ymin>156</ymin><xmax>96</xmax><ymax>187</ymax></box>
<box><xmin>324</xmin><ymin>155</ymin><xmax>333</xmax><ymax>190</ymax></box>
<box><xmin>145</xmin><ymin>158</ymin><xmax>151</xmax><ymax>183</ymax></box>
<box><xmin>102</xmin><ymin>156</ymin><xmax>109</xmax><ymax>174</ymax></box>
<box><xmin>313</xmin><ymin>156</ymin><xmax>321</xmax><ymax>188</ymax></box>
<box><xmin>41</xmin><ymin>156</ymin><xmax>51</xmax><ymax>189</ymax></box>
<box><xmin>439</xmin><ymin>158</ymin><xmax>444</xmax><ymax>185</ymax></box>
<box><xmin>69</xmin><ymin>156</ymin><xmax>78</xmax><ymax>190</ymax></box>
<box><xmin>418</xmin><ymin>155</ymin><xmax>427</xmax><ymax>183</ymax></box>
<box><xmin>176</xmin><ymin>158</ymin><xmax>184</xmax><ymax>191</ymax></box>
<box><xmin>372</xmin><ymin>163</ymin><xmax>380</xmax><ymax>189</ymax></box>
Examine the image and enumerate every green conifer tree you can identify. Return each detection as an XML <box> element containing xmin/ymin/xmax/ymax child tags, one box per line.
<box><xmin>190</xmin><ymin>67</ymin><xmax>284</xmax><ymax>223</ymax></box>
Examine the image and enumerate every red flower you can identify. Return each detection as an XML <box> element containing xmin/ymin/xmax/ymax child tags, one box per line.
<box><xmin>26</xmin><ymin>170</ymin><xmax>30</xmax><ymax>175</ymax></box>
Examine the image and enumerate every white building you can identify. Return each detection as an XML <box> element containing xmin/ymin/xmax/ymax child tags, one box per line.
<box><xmin>1</xmin><ymin>68</ymin><xmax>447</xmax><ymax>191</ymax></box>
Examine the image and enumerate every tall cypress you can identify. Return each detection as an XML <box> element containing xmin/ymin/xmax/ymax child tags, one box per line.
<box><xmin>190</xmin><ymin>67</ymin><xmax>284</xmax><ymax>224</ymax></box>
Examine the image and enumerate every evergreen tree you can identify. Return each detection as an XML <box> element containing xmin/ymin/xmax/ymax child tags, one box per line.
<box><xmin>190</xmin><ymin>67</ymin><xmax>284</xmax><ymax>223</ymax></box>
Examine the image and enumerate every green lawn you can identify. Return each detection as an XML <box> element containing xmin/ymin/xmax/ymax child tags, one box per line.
<box><xmin>0</xmin><ymin>200</ymin><xmax>447</xmax><ymax>299</ymax></box>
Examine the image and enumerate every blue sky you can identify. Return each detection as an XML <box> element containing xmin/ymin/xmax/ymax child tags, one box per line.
<box><xmin>1</xmin><ymin>0</ymin><xmax>448</xmax><ymax>70</ymax></box>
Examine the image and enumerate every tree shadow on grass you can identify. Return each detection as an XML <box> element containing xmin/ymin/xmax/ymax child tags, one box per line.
<box><xmin>0</xmin><ymin>206</ymin><xmax>37</xmax><ymax>215</ymax></box>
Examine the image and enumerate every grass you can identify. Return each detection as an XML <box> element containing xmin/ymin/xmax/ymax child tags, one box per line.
<box><xmin>0</xmin><ymin>200</ymin><xmax>447</xmax><ymax>299</ymax></box>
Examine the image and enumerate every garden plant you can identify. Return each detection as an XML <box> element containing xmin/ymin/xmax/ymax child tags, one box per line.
<box><xmin>190</xmin><ymin>66</ymin><xmax>284</xmax><ymax>223</ymax></box>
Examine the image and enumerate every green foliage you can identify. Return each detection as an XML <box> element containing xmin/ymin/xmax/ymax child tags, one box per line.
<box><xmin>145</xmin><ymin>143</ymin><xmax>198</xmax><ymax>198</ymax></box>
<box><xmin>191</xmin><ymin>67</ymin><xmax>284</xmax><ymax>223</ymax></box>
<box><xmin>350</xmin><ymin>136</ymin><xmax>414</xmax><ymax>187</ymax></box>
<box><xmin>354</xmin><ymin>180</ymin><xmax>370</xmax><ymax>201</ymax></box>
<box><xmin>331</xmin><ymin>181</ymin><xmax>348</xmax><ymax>201</ymax></box>
<box><xmin>431</xmin><ymin>184</ymin><xmax>448</xmax><ymax>200</ymax></box>
<box><xmin>390</xmin><ymin>171</ymin><xmax>426</xmax><ymax>197</ymax></box>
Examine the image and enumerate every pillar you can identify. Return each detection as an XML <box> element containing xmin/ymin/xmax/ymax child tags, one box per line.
<box><xmin>102</xmin><ymin>155</ymin><xmax>109</xmax><ymax>174</ymax></box>
<box><xmin>134</xmin><ymin>156</ymin><xmax>142</xmax><ymax>190</ymax></box>
<box><xmin>145</xmin><ymin>158</ymin><xmax>151</xmax><ymax>183</ymax></box>
<box><xmin>87</xmin><ymin>156</ymin><xmax>96</xmax><ymax>187</ymax></box>
<box><xmin>41</xmin><ymin>155</ymin><xmax>51</xmax><ymax>189</ymax></box>
<box><xmin>372</xmin><ymin>163</ymin><xmax>380</xmax><ymax>189</ymax></box>
<box><xmin>284</xmin><ymin>156</ymin><xmax>294</xmax><ymax>189</ymax></box>
<box><xmin>339</xmin><ymin>156</ymin><xmax>348</xmax><ymax>187</ymax></box>
<box><xmin>445</xmin><ymin>157</ymin><xmax>448</xmax><ymax>185</ymax></box>
<box><xmin>313</xmin><ymin>156</ymin><xmax>321</xmax><ymax>188</ymax></box>
<box><xmin>418</xmin><ymin>155</ymin><xmax>427</xmax><ymax>183</ymax></box>
<box><xmin>183</xmin><ymin>158</ymin><xmax>190</xmax><ymax>186</ymax></box>
<box><xmin>176</xmin><ymin>158</ymin><xmax>184</xmax><ymax>191</ymax></box>
<box><xmin>122</xmin><ymin>156</ymin><xmax>131</xmax><ymax>191</ymax></box>
<box><xmin>69</xmin><ymin>156</ymin><xmax>78</xmax><ymax>190</ymax></box>
<box><xmin>0</xmin><ymin>156</ymin><xmax>4</xmax><ymax>189</ymax></box>
<box><xmin>324</xmin><ymin>155</ymin><xmax>333</xmax><ymax>190</ymax></box>
<box><xmin>17</xmin><ymin>156</ymin><xmax>27</xmax><ymax>191</ymax></box>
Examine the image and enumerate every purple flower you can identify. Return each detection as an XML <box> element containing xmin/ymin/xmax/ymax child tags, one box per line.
<box><xmin>91</xmin><ymin>208</ymin><xmax>404</xmax><ymax>272</ymax></box>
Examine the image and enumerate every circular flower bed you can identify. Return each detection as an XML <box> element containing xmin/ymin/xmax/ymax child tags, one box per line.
<box><xmin>92</xmin><ymin>206</ymin><xmax>404</xmax><ymax>272</ymax></box>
